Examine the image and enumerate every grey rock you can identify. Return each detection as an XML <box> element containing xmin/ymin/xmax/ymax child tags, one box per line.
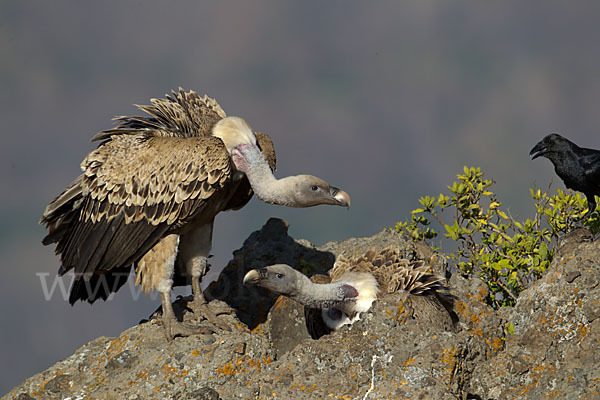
<box><xmin>3</xmin><ymin>219</ymin><xmax>600</xmax><ymax>399</ymax></box>
<box><xmin>183</xmin><ymin>387</ymin><xmax>222</xmax><ymax>400</ymax></box>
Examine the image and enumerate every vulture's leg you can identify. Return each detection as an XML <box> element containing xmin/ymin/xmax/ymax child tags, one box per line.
<box><xmin>148</xmin><ymin>235</ymin><xmax>214</xmax><ymax>340</ymax></box>
<box><xmin>180</xmin><ymin>221</ymin><xmax>233</xmax><ymax>331</ymax></box>
<box><xmin>159</xmin><ymin>292</ymin><xmax>214</xmax><ymax>341</ymax></box>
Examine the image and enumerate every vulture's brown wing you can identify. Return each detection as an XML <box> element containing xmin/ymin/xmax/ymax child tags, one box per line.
<box><xmin>42</xmin><ymin>135</ymin><xmax>232</xmax><ymax>303</ymax></box>
<box><xmin>41</xmin><ymin>88</ymin><xmax>226</xmax><ymax>231</ymax></box>
<box><xmin>304</xmin><ymin>274</ymin><xmax>333</xmax><ymax>339</ymax></box>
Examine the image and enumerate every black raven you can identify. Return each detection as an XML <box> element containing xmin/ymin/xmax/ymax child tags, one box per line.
<box><xmin>530</xmin><ymin>133</ymin><xmax>600</xmax><ymax>218</ymax></box>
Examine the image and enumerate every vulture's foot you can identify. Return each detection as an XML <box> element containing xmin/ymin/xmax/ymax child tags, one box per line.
<box><xmin>161</xmin><ymin>314</ymin><xmax>215</xmax><ymax>341</ymax></box>
<box><xmin>190</xmin><ymin>296</ymin><xmax>234</xmax><ymax>332</ymax></box>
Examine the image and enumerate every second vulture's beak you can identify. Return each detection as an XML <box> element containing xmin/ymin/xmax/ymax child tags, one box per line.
<box><xmin>331</xmin><ymin>187</ymin><xmax>351</xmax><ymax>208</ymax></box>
<box><xmin>243</xmin><ymin>268</ymin><xmax>266</xmax><ymax>285</ymax></box>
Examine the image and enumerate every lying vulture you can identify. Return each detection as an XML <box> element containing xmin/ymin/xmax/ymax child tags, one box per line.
<box><xmin>243</xmin><ymin>246</ymin><xmax>455</xmax><ymax>339</ymax></box>
<box><xmin>530</xmin><ymin>133</ymin><xmax>600</xmax><ymax>218</ymax></box>
<box><xmin>40</xmin><ymin>88</ymin><xmax>350</xmax><ymax>340</ymax></box>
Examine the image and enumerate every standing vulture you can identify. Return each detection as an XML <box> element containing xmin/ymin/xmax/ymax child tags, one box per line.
<box><xmin>243</xmin><ymin>246</ymin><xmax>455</xmax><ymax>339</ymax></box>
<box><xmin>41</xmin><ymin>88</ymin><xmax>350</xmax><ymax>340</ymax></box>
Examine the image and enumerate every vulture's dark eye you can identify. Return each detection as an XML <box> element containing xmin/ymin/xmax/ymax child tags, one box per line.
<box><xmin>276</xmin><ymin>273</ymin><xmax>284</xmax><ymax>279</ymax></box>
<box><xmin>310</xmin><ymin>185</ymin><xmax>319</xmax><ymax>192</ymax></box>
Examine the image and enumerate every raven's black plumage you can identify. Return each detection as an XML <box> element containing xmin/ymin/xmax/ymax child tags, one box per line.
<box><xmin>530</xmin><ymin>133</ymin><xmax>600</xmax><ymax>217</ymax></box>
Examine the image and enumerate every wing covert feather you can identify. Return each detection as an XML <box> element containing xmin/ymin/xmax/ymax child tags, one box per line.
<box><xmin>80</xmin><ymin>135</ymin><xmax>232</xmax><ymax>227</ymax></box>
<box><xmin>255</xmin><ymin>132</ymin><xmax>276</xmax><ymax>172</ymax></box>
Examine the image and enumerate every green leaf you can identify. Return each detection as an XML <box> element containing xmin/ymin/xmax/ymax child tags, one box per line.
<box><xmin>538</xmin><ymin>242</ymin><xmax>548</xmax><ymax>260</ymax></box>
<box><xmin>507</xmin><ymin>322</ymin><xmax>515</xmax><ymax>335</ymax></box>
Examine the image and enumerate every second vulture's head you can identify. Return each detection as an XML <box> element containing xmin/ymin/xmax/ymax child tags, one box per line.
<box><xmin>243</xmin><ymin>264</ymin><xmax>304</xmax><ymax>297</ymax></box>
<box><xmin>243</xmin><ymin>264</ymin><xmax>378</xmax><ymax>314</ymax></box>
<box><xmin>530</xmin><ymin>133</ymin><xmax>574</xmax><ymax>162</ymax></box>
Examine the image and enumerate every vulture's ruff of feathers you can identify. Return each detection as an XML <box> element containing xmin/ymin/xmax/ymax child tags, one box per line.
<box><xmin>40</xmin><ymin>88</ymin><xmax>350</xmax><ymax>340</ymax></box>
<box><xmin>244</xmin><ymin>246</ymin><xmax>455</xmax><ymax>339</ymax></box>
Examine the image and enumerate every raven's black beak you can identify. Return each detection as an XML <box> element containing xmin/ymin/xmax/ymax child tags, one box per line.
<box><xmin>529</xmin><ymin>142</ymin><xmax>547</xmax><ymax>160</ymax></box>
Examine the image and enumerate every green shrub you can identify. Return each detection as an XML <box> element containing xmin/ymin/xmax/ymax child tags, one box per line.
<box><xmin>395</xmin><ymin>166</ymin><xmax>599</xmax><ymax>308</ymax></box>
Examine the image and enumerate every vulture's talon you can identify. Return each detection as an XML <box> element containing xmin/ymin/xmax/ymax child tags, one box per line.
<box><xmin>162</xmin><ymin>315</ymin><xmax>215</xmax><ymax>341</ymax></box>
<box><xmin>190</xmin><ymin>299</ymin><xmax>233</xmax><ymax>332</ymax></box>
<box><xmin>209</xmin><ymin>302</ymin><xmax>235</xmax><ymax>316</ymax></box>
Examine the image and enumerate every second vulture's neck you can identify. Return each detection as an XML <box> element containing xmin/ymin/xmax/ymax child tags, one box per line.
<box><xmin>286</xmin><ymin>271</ymin><xmax>358</xmax><ymax>310</ymax></box>
<box><xmin>231</xmin><ymin>143</ymin><xmax>303</xmax><ymax>207</ymax></box>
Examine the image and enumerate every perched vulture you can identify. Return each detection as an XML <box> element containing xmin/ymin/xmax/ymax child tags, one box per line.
<box><xmin>243</xmin><ymin>246</ymin><xmax>455</xmax><ymax>339</ymax></box>
<box><xmin>41</xmin><ymin>88</ymin><xmax>350</xmax><ymax>340</ymax></box>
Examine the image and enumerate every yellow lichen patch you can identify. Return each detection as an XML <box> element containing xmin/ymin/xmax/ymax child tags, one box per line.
<box><xmin>514</xmin><ymin>360</ymin><xmax>558</xmax><ymax>395</ymax></box>
<box><xmin>583</xmin><ymin>391</ymin><xmax>600</xmax><ymax>400</ymax></box>
<box><xmin>262</xmin><ymin>355</ymin><xmax>273</xmax><ymax>365</ymax></box>
<box><xmin>290</xmin><ymin>383</ymin><xmax>306</xmax><ymax>391</ymax></box>
<box><xmin>234</xmin><ymin>320</ymin><xmax>249</xmax><ymax>331</ymax></box>
<box><xmin>251</xmin><ymin>323</ymin><xmax>267</xmax><ymax>335</ymax></box>
<box><xmin>215</xmin><ymin>355</ymin><xmax>272</xmax><ymax>378</ymax></box>
<box><xmin>441</xmin><ymin>347</ymin><xmax>457</xmax><ymax>377</ymax></box>
<box><xmin>192</xmin><ymin>349</ymin><xmax>200</xmax><ymax>357</ymax></box>
<box><xmin>393</xmin><ymin>299</ymin><xmax>408</xmax><ymax>323</ymax></box>
<box><xmin>136</xmin><ymin>369</ymin><xmax>149</xmax><ymax>382</ymax></box>
<box><xmin>160</xmin><ymin>362</ymin><xmax>189</xmax><ymax>380</ymax></box>
<box><xmin>575</xmin><ymin>323</ymin><xmax>589</xmax><ymax>340</ymax></box>
<box><xmin>30</xmin><ymin>369</ymin><xmax>65</xmax><ymax>397</ymax></box>
<box><xmin>455</xmin><ymin>301</ymin><xmax>469</xmax><ymax>318</ymax></box>
<box><xmin>402</xmin><ymin>357</ymin><xmax>416</xmax><ymax>368</ymax></box>
<box><xmin>485</xmin><ymin>337</ymin><xmax>504</xmax><ymax>353</ymax></box>
<box><xmin>216</xmin><ymin>362</ymin><xmax>241</xmax><ymax>376</ymax></box>
<box><xmin>105</xmin><ymin>335</ymin><xmax>128</xmax><ymax>362</ymax></box>
<box><xmin>475</xmin><ymin>286</ymin><xmax>487</xmax><ymax>302</ymax></box>
<box><xmin>273</xmin><ymin>296</ymin><xmax>287</xmax><ymax>311</ymax></box>
<box><xmin>469</xmin><ymin>327</ymin><xmax>484</xmax><ymax>338</ymax></box>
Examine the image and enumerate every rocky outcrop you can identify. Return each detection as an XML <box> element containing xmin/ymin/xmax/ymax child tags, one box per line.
<box><xmin>4</xmin><ymin>218</ymin><xmax>600</xmax><ymax>399</ymax></box>
<box><xmin>468</xmin><ymin>230</ymin><xmax>600</xmax><ymax>398</ymax></box>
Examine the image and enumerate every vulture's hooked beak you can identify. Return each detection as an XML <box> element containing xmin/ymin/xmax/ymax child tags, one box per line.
<box><xmin>331</xmin><ymin>187</ymin><xmax>351</xmax><ymax>208</ymax></box>
<box><xmin>243</xmin><ymin>268</ymin><xmax>267</xmax><ymax>286</ymax></box>
<box><xmin>529</xmin><ymin>142</ymin><xmax>547</xmax><ymax>160</ymax></box>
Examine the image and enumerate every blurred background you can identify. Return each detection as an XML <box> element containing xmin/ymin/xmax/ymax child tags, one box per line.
<box><xmin>2</xmin><ymin>0</ymin><xmax>600</xmax><ymax>393</ymax></box>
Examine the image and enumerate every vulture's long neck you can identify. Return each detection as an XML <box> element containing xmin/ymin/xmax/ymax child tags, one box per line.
<box><xmin>287</xmin><ymin>271</ymin><xmax>358</xmax><ymax>310</ymax></box>
<box><xmin>232</xmin><ymin>143</ymin><xmax>304</xmax><ymax>207</ymax></box>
